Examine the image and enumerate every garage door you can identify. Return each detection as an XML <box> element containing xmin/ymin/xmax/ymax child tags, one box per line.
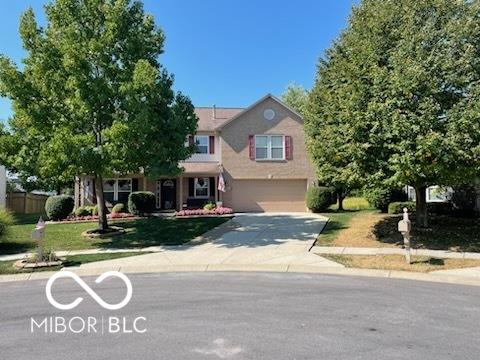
<box><xmin>232</xmin><ymin>179</ymin><xmax>308</xmax><ymax>212</ymax></box>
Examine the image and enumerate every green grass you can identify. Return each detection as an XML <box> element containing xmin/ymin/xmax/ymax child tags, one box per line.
<box><xmin>316</xmin><ymin>211</ymin><xmax>362</xmax><ymax>246</ymax></box>
<box><xmin>0</xmin><ymin>214</ymin><xmax>230</xmax><ymax>255</ymax></box>
<box><xmin>330</xmin><ymin>197</ymin><xmax>373</xmax><ymax>211</ymax></box>
<box><xmin>0</xmin><ymin>251</ymin><xmax>146</xmax><ymax>275</ymax></box>
<box><xmin>315</xmin><ymin>197</ymin><xmax>374</xmax><ymax>246</ymax></box>
<box><xmin>373</xmin><ymin>215</ymin><xmax>480</xmax><ymax>252</ymax></box>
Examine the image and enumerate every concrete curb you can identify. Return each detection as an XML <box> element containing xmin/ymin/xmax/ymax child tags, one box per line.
<box><xmin>1</xmin><ymin>264</ymin><xmax>480</xmax><ymax>287</ymax></box>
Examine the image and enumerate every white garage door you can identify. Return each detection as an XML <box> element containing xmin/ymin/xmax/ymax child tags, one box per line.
<box><xmin>232</xmin><ymin>179</ymin><xmax>308</xmax><ymax>212</ymax></box>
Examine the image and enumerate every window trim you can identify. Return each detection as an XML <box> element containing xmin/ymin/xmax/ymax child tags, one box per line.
<box><xmin>194</xmin><ymin>135</ymin><xmax>210</xmax><ymax>154</ymax></box>
<box><xmin>254</xmin><ymin>135</ymin><xmax>285</xmax><ymax>161</ymax></box>
<box><xmin>103</xmin><ymin>178</ymin><xmax>132</xmax><ymax>201</ymax></box>
<box><xmin>194</xmin><ymin>177</ymin><xmax>210</xmax><ymax>199</ymax></box>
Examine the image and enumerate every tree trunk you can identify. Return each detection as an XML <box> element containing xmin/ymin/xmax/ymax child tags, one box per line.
<box><xmin>337</xmin><ymin>190</ymin><xmax>345</xmax><ymax>211</ymax></box>
<box><xmin>415</xmin><ymin>185</ymin><xmax>428</xmax><ymax>228</ymax></box>
<box><xmin>94</xmin><ymin>175</ymin><xmax>108</xmax><ymax>231</ymax></box>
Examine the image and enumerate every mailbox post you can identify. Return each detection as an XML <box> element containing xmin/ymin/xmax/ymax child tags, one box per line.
<box><xmin>397</xmin><ymin>208</ymin><xmax>412</xmax><ymax>264</ymax></box>
<box><xmin>31</xmin><ymin>217</ymin><xmax>45</xmax><ymax>263</ymax></box>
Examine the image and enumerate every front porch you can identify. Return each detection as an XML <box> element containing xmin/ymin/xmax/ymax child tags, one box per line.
<box><xmin>150</xmin><ymin>174</ymin><xmax>222</xmax><ymax>211</ymax></box>
<box><xmin>75</xmin><ymin>163</ymin><xmax>223</xmax><ymax>212</ymax></box>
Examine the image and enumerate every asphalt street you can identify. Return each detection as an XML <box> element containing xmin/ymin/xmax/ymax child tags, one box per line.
<box><xmin>1</xmin><ymin>272</ymin><xmax>479</xmax><ymax>359</ymax></box>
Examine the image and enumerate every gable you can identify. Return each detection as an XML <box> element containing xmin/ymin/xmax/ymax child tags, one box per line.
<box><xmin>216</xmin><ymin>94</ymin><xmax>302</xmax><ymax>131</ymax></box>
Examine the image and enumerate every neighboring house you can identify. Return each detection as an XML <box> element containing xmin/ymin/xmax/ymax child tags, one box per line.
<box><xmin>405</xmin><ymin>185</ymin><xmax>453</xmax><ymax>203</ymax></box>
<box><xmin>74</xmin><ymin>94</ymin><xmax>316</xmax><ymax>212</ymax></box>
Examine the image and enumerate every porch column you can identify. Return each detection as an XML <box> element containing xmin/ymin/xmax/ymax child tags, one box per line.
<box><xmin>178</xmin><ymin>176</ymin><xmax>183</xmax><ymax>211</ymax></box>
<box><xmin>74</xmin><ymin>176</ymin><xmax>80</xmax><ymax>208</ymax></box>
<box><xmin>142</xmin><ymin>176</ymin><xmax>147</xmax><ymax>191</ymax></box>
<box><xmin>214</xmin><ymin>176</ymin><xmax>218</xmax><ymax>204</ymax></box>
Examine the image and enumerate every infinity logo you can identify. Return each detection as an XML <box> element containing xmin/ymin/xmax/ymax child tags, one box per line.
<box><xmin>46</xmin><ymin>271</ymin><xmax>133</xmax><ymax>310</ymax></box>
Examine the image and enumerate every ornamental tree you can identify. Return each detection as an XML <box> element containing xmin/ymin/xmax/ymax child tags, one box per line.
<box><xmin>306</xmin><ymin>0</ymin><xmax>480</xmax><ymax>225</ymax></box>
<box><xmin>0</xmin><ymin>0</ymin><xmax>197</xmax><ymax>229</ymax></box>
<box><xmin>281</xmin><ymin>83</ymin><xmax>308</xmax><ymax>117</ymax></box>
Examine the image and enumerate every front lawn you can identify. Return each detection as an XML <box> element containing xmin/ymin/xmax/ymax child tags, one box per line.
<box><xmin>316</xmin><ymin>211</ymin><xmax>363</xmax><ymax>246</ymax></box>
<box><xmin>373</xmin><ymin>215</ymin><xmax>480</xmax><ymax>252</ymax></box>
<box><xmin>324</xmin><ymin>254</ymin><xmax>480</xmax><ymax>273</ymax></box>
<box><xmin>314</xmin><ymin>196</ymin><xmax>375</xmax><ymax>246</ymax></box>
<box><xmin>0</xmin><ymin>214</ymin><xmax>230</xmax><ymax>255</ymax></box>
<box><xmin>316</xmin><ymin>208</ymin><xmax>480</xmax><ymax>252</ymax></box>
<box><xmin>0</xmin><ymin>252</ymin><xmax>146</xmax><ymax>275</ymax></box>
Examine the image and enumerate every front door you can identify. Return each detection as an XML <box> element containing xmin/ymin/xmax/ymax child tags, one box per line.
<box><xmin>160</xmin><ymin>179</ymin><xmax>176</xmax><ymax>210</ymax></box>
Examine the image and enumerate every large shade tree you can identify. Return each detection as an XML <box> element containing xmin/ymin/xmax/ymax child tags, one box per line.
<box><xmin>306</xmin><ymin>0</ymin><xmax>480</xmax><ymax>225</ymax></box>
<box><xmin>0</xmin><ymin>0</ymin><xmax>197</xmax><ymax>230</ymax></box>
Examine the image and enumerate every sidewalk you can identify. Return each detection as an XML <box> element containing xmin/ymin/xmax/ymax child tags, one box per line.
<box><xmin>312</xmin><ymin>246</ymin><xmax>480</xmax><ymax>260</ymax></box>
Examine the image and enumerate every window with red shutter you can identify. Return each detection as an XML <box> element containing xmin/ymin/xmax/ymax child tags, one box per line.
<box><xmin>285</xmin><ymin>136</ymin><xmax>293</xmax><ymax>160</ymax></box>
<box><xmin>209</xmin><ymin>136</ymin><xmax>215</xmax><ymax>154</ymax></box>
<box><xmin>248</xmin><ymin>135</ymin><xmax>254</xmax><ymax>160</ymax></box>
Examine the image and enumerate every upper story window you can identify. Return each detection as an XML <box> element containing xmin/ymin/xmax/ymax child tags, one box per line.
<box><xmin>194</xmin><ymin>135</ymin><xmax>209</xmax><ymax>154</ymax></box>
<box><xmin>255</xmin><ymin>135</ymin><xmax>284</xmax><ymax>160</ymax></box>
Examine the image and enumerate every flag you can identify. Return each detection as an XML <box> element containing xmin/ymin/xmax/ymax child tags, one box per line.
<box><xmin>218</xmin><ymin>172</ymin><xmax>226</xmax><ymax>193</ymax></box>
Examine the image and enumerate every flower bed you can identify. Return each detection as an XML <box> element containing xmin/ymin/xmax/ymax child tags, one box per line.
<box><xmin>175</xmin><ymin>207</ymin><xmax>234</xmax><ymax>217</ymax></box>
<box><xmin>51</xmin><ymin>212</ymin><xmax>136</xmax><ymax>223</ymax></box>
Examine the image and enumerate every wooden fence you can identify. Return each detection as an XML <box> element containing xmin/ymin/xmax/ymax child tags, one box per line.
<box><xmin>6</xmin><ymin>192</ymin><xmax>48</xmax><ymax>214</ymax></box>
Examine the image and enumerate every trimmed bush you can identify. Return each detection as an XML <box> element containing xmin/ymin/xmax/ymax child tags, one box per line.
<box><xmin>0</xmin><ymin>210</ymin><xmax>13</xmax><ymax>239</ymax></box>
<box><xmin>203</xmin><ymin>203</ymin><xmax>216</xmax><ymax>211</ymax></box>
<box><xmin>45</xmin><ymin>195</ymin><xmax>74</xmax><ymax>220</ymax></box>
<box><xmin>112</xmin><ymin>203</ymin><xmax>126</xmax><ymax>214</ymax></box>
<box><xmin>388</xmin><ymin>201</ymin><xmax>416</xmax><ymax>214</ymax></box>
<box><xmin>306</xmin><ymin>186</ymin><xmax>336</xmax><ymax>213</ymax></box>
<box><xmin>365</xmin><ymin>188</ymin><xmax>407</xmax><ymax>213</ymax></box>
<box><xmin>427</xmin><ymin>202</ymin><xmax>453</xmax><ymax>215</ymax></box>
<box><xmin>128</xmin><ymin>191</ymin><xmax>155</xmax><ymax>216</ymax></box>
<box><xmin>75</xmin><ymin>206</ymin><xmax>92</xmax><ymax>217</ymax></box>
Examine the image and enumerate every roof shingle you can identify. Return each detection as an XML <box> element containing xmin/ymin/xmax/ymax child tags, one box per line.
<box><xmin>194</xmin><ymin>107</ymin><xmax>243</xmax><ymax>131</ymax></box>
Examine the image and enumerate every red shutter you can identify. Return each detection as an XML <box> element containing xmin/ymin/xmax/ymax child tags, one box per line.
<box><xmin>188</xmin><ymin>136</ymin><xmax>194</xmax><ymax>146</ymax></box>
<box><xmin>248</xmin><ymin>135</ymin><xmax>255</xmax><ymax>160</ymax></box>
<box><xmin>285</xmin><ymin>136</ymin><xmax>293</xmax><ymax>160</ymax></box>
<box><xmin>209</xmin><ymin>136</ymin><xmax>215</xmax><ymax>154</ymax></box>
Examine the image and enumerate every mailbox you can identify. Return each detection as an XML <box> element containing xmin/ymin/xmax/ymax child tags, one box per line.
<box><xmin>398</xmin><ymin>220</ymin><xmax>411</xmax><ymax>233</ymax></box>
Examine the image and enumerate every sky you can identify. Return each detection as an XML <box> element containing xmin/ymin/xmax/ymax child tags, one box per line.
<box><xmin>0</xmin><ymin>0</ymin><xmax>357</xmax><ymax>120</ymax></box>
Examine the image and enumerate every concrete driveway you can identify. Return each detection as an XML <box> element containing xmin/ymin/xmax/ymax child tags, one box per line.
<box><xmin>79</xmin><ymin>213</ymin><xmax>343</xmax><ymax>270</ymax></box>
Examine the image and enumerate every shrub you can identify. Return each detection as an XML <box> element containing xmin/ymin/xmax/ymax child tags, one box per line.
<box><xmin>92</xmin><ymin>205</ymin><xmax>99</xmax><ymax>216</ymax></box>
<box><xmin>112</xmin><ymin>203</ymin><xmax>126</xmax><ymax>214</ymax></box>
<box><xmin>45</xmin><ymin>195</ymin><xmax>74</xmax><ymax>220</ymax></box>
<box><xmin>203</xmin><ymin>203</ymin><xmax>216</xmax><ymax>211</ymax></box>
<box><xmin>0</xmin><ymin>210</ymin><xmax>13</xmax><ymax>239</ymax></box>
<box><xmin>75</xmin><ymin>206</ymin><xmax>92</xmax><ymax>217</ymax></box>
<box><xmin>365</xmin><ymin>188</ymin><xmax>407</xmax><ymax>213</ymax></box>
<box><xmin>128</xmin><ymin>191</ymin><xmax>155</xmax><ymax>216</ymax></box>
<box><xmin>306</xmin><ymin>186</ymin><xmax>336</xmax><ymax>213</ymax></box>
<box><xmin>388</xmin><ymin>201</ymin><xmax>416</xmax><ymax>214</ymax></box>
<box><xmin>427</xmin><ymin>202</ymin><xmax>453</xmax><ymax>215</ymax></box>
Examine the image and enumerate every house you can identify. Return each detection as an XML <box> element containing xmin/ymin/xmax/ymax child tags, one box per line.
<box><xmin>405</xmin><ymin>186</ymin><xmax>453</xmax><ymax>203</ymax></box>
<box><xmin>74</xmin><ymin>94</ymin><xmax>316</xmax><ymax>212</ymax></box>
